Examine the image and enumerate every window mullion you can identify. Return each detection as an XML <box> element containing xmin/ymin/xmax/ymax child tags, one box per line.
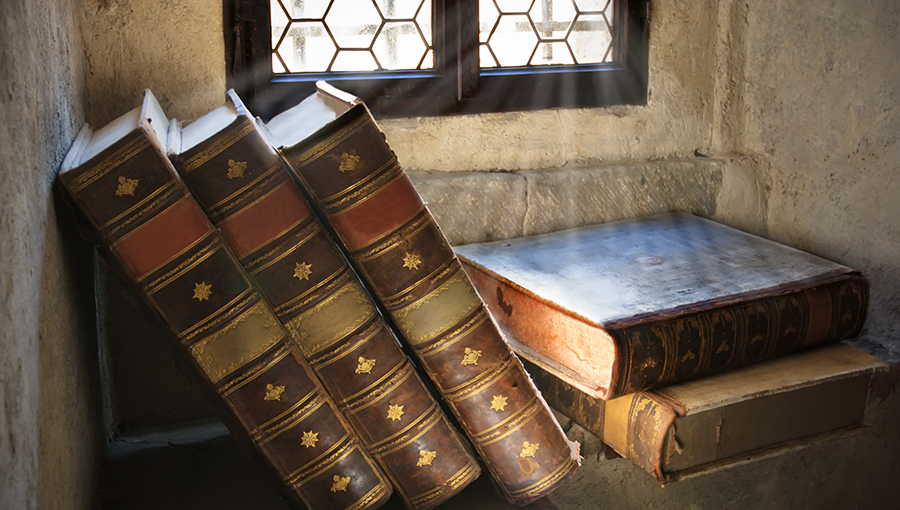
<box><xmin>450</xmin><ymin>0</ymin><xmax>480</xmax><ymax>100</ymax></box>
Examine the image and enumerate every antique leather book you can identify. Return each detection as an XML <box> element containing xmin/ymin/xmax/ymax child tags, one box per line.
<box><xmin>166</xmin><ymin>90</ymin><xmax>481</xmax><ymax>510</ymax></box>
<box><xmin>261</xmin><ymin>82</ymin><xmax>581</xmax><ymax>507</ymax></box>
<box><xmin>454</xmin><ymin>213</ymin><xmax>870</xmax><ymax>400</ymax></box>
<box><xmin>58</xmin><ymin>90</ymin><xmax>392</xmax><ymax>510</ymax></box>
<box><xmin>521</xmin><ymin>342</ymin><xmax>885</xmax><ymax>482</ymax></box>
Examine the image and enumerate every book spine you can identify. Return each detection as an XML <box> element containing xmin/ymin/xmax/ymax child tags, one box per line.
<box><xmin>59</xmin><ymin>128</ymin><xmax>392</xmax><ymax>510</ymax></box>
<box><xmin>279</xmin><ymin>104</ymin><xmax>581</xmax><ymax>506</ymax></box>
<box><xmin>170</xmin><ymin>115</ymin><xmax>480</xmax><ymax>510</ymax></box>
<box><xmin>520</xmin><ymin>357</ymin><xmax>679</xmax><ymax>483</ymax></box>
<box><xmin>607</xmin><ymin>273</ymin><xmax>869</xmax><ymax>397</ymax></box>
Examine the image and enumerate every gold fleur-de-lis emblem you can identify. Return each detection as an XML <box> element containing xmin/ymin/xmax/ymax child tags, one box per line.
<box><xmin>192</xmin><ymin>282</ymin><xmax>212</xmax><ymax>301</ymax></box>
<box><xmin>293</xmin><ymin>262</ymin><xmax>312</xmax><ymax>281</ymax></box>
<box><xmin>402</xmin><ymin>251</ymin><xmax>422</xmax><ymax>271</ymax></box>
<box><xmin>490</xmin><ymin>395</ymin><xmax>508</xmax><ymax>412</ymax></box>
<box><xmin>227</xmin><ymin>159</ymin><xmax>247</xmax><ymax>179</ymax></box>
<box><xmin>301</xmin><ymin>430</ymin><xmax>319</xmax><ymax>448</ymax></box>
<box><xmin>331</xmin><ymin>475</ymin><xmax>351</xmax><ymax>492</ymax></box>
<box><xmin>417</xmin><ymin>450</ymin><xmax>437</xmax><ymax>467</ymax></box>
<box><xmin>387</xmin><ymin>404</ymin><xmax>404</xmax><ymax>421</ymax></box>
<box><xmin>265</xmin><ymin>383</ymin><xmax>285</xmax><ymax>401</ymax></box>
<box><xmin>520</xmin><ymin>441</ymin><xmax>540</xmax><ymax>458</ymax></box>
<box><xmin>339</xmin><ymin>151</ymin><xmax>361</xmax><ymax>173</ymax></box>
<box><xmin>356</xmin><ymin>357</ymin><xmax>376</xmax><ymax>375</ymax></box>
<box><xmin>116</xmin><ymin>176</ymin><xmax>139</xmax><ymax>196</ymax></box>
<box><xmin>461</xmin><ymin>347</ymin><xmax>481</xmax><ymax>366</ymax></box>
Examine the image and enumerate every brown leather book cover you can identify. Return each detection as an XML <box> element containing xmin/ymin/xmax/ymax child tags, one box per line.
<box><xmin>522</xmin><ymin>343</ymin><xmax>885</xmax><ymax>482</ymax></box>
<box><xmin>263</xmin><ymin>83</ymin><xmax>581</xmax><ymax>507</ymax></box>
<box><xmin>454</xmin><ymin>213</ymin><xmax>870</xmax><ymax>400</ymax></box>
<box><xmin>167</xmin><ymin>91</ymin><xmax>481</xmax><ymax>510</ymax></box>
<box><xmin>58</xmin><ymin>90</ymin><xmax>392</xmax><ymax>510</ymax></box>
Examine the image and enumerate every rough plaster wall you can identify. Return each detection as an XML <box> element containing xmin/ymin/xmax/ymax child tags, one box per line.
<box><xmin>380</xmin><ymin>0</ymin><xmax>721</xmax><ymax>172</ymax></box>
<box><xmin>81</xmin><ymin>0</ymin><xmax>226</xmax><ymax>128</ymax></box>
<box><xmin>0</xmin><ymin>0</ymin><xmax>102</xmax><ymax>508</ymax></box>
<box><xmin>739</xmin><ymin>0</ymin><xmax>900</xmax><ymax>349</ymax></box>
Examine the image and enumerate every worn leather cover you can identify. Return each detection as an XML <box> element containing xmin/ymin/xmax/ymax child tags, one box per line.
<box><xmin>274</xmin><ymin>99</ymin><xmax>581</xmax><ymax>506</ymax></box>
<box><xmin>455</xmin><ymin>213</ymin><xmax>870</xmax><ymax>399</ymax></box>
<box><xmin>59</xmin><ymin>111</ymin><xmax>392</xmax><ymax>510</ymax></box>
<box><xmin>169</xmin><ymin>101</ymin><xmax>480</xmax><ymax>510</ymax></box>
<box><xmin>521</xmin><ymin>343</ymin><xmax>883</xmax><ymax>482</ymax></box>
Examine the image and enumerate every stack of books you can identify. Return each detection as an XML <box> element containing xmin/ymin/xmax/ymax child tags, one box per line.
<box><xmin>58</xmin><ymin>83</ymin><xmax>580</xmax><ymax>510</ymax></box>
<box><xmin>454</xmin><ymin>212</ymin><xmax>885</xmax><ymax>483</ymax></box>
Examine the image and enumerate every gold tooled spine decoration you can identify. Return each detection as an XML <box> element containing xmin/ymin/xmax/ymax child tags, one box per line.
<box><xmin>116</xmin><ymin>176</ymin><xmax>139</xmax><ymax>196</ymax></box>
<box><xmin>355</xmin><ymin>357</ymin><xmax>376</xmax><ymax>374</ymax></box>
<box><xmin>301</xmin><ymin>430</ymin><xmax>319</xmax><ymax>448</ymax></box>
<box><xmin>387</xmin><ymin>404</ymin><xmax>405</xmax><ymax>421</ymax></box>
<box><xmin>461</xmin><ymin>347</ymin><xmax>481</xmax><ymax>366</ymax></box>
<box><xmin>293</xmin><ymin>261</ymin><xmax>313</xmax><ymax>281</ymax></box>
<box><xmin>331</xmin><ymin>475</ymin><xmax>351</xmax><ymax>492</ymax></box>
<box><xmin>227</xmin><ymin>159</ymin><xmax>247</xmax><ymax>179</ymax></box>
<box><xmin>265</xmin><ymin>383</ymin><xmax>285</xmax><ymax>401</ymax></box>
<box><xmin>192</xmin><ymin>282</ymin><xmax>212</xmax><ymax>301</ymax></box>
<box><xmin>417</xmin><ymin>450</ymin><xmax>437</xmax><ymax>467</ymax></box>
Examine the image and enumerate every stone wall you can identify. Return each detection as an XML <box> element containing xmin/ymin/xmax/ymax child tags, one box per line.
<box><xmin>0</xmin><ymin>0</ymin><xmax>102</xmax><ymax>508</ymax></box>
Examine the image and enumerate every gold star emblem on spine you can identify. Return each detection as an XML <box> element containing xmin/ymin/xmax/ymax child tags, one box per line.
<box><xmin>115</xmin><ymin>176</ymin><xmax>138</xmax><ymax>196</ymax></box>
<box><xmin>192</xmin><ymin>282</ymin><xmax>212</xmax><ymax>301</ymax></box>
<box><xmin>490</xmin><ymin>395</ymin><xmax>508</xmax><ymax>412</ymax></box>
<box><xmin>331</xmin><ymin>475</ymin><xmax>351</xmax><ymax>492</ymax></box>
<box><xmin>402</xmin><ymin>251</ymin><xmax>422</xmax><ymax>271</ymax></box>
<box><xmin>461</xmin><ymin>347</ymin><xmax>481</xmax><ymax>366</ymax></box>
<box><xmin>264</xmin><ymin>383</ymin><xmax>285</xmax><ymax>401</ymax></box>
<box><xmin>293</xmin><ymin>262</ymin><xmax>312</xmax><ymax>281</ymax></box>
<box><xmin>417</xmin><ymin>450</ymin><xmax>437</xmax><ymax>467</ymax></box>
<box><xmin>355</xmin><ymin>357</ymin><xmax>376</xmax><ymax>374</ymax></box>
<box><xmin>227</xmin><ymin>159</ymin><xmax>247</xmax><ymax>179</ymax></box>
<box><xmin>520</xmin><ymin>441</ymin><xmax>540</xmax><ymax>458</ymax></box>
<box><xmin>387</xmin><ymin>404</ymin><xmax>405</xmax><ymax>421</ymax></box>
<box><xmin>300</xmin><ymin>430</ymin><xmax>319</xmax><ymax>448</ymax></box>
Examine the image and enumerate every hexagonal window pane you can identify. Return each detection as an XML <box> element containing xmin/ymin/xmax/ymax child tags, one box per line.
<box><xmin>272</xmin><ymin>54</ymin><xmax>288</xmax><ymax>73</ymax></box>
<box><xmin>374</xmin><ymin>0</ymin><xmax>424</xmax><ymax>20</ymax></box>
<box><xmin>495</xmin><ymin>0</ymin><xmax>532</xmax><ymax>14</ymax></box>
<box><xmin>487</xmin><ymin>14</ymin><xmax>537</xmax><ymax>67</ymax></box>
<box><xmin>325</xmin><ymin>0</ymin><xmax>382</xmax><ymax>49</ymax></box>
<box><xmin>415</xmin><ymin>0</ymin><xmax>432</xmax><ymax>46</ymax></box>
<box><xmin>568</xmin><ymin>14</ymin><xmax>611</xmax><ymax>64</ymax></box>
<box><xmin>272</xmin><ymin>0</ymin><xmax>291</xmax><ymax>32</ymax></box>
<box><xmin>276</xmin><ymin>22</ymin><xmax>336</xmax><ymax>72</ymax></box>
<box><xmin>331</xmin><ymin>50</ymin><xmax>380</xmax><ymax>71</ymax></box>
<box><xmin>373</xmin><ymin>22</ymin><xmax>426</xmax><ymax>69</ymax></box>
<box><xmin>573</xmin><ymin>0</ymin><xmax>608</xmax><ymax>13</ymax></box>
<box><xmin>421</xmin><ymin>49</ymin><xmax>433</xmax><ymax>69</ymax></box>
<box><xmin>280</xmin><ymin>0</ymin><xmax>332</xmax><ymax>19</ymax></box>
<box><xmin>531</xmin><ymin>41</ymin><xmax>573</xmax><ymax>64</ymax></box>
<box><xmin>479</xmin><ymin>0</ymin><xmax>499</xmax><ymax>43</ymax></box>
<box><xmin>479</xmin><ymin>45</ymin><xmax>498</xmax><ymax>67</ymax></box>
<box><xmin>528</xmin><ymin>0</ymin><xmax>575</xmax><ymax>41</ymax></box>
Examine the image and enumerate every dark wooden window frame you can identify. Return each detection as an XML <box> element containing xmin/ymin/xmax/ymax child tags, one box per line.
<box><xmin>225</xmin><ymin>0</ymin><xmax>649</xmax><ymax>119</ymax></box>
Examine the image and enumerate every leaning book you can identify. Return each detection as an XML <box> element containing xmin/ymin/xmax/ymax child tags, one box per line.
<box><xmin>166</xmin><ymin>89</ymin><xmax>481</xmax><ymax>510</ymax></box>
<box><xmin>455</xmin><ymin>212</ymin><xmax>869</xmax><ymax>400</ymax></box>
<box><xmin>260</xmin><ymin>81</ymin><xmax>582</xmax><ymax>506</ymax></box>
<box><xmin>57</xmin><ymin>90</ymin><xmax>392</xmax><ymax>510</ymax></box>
